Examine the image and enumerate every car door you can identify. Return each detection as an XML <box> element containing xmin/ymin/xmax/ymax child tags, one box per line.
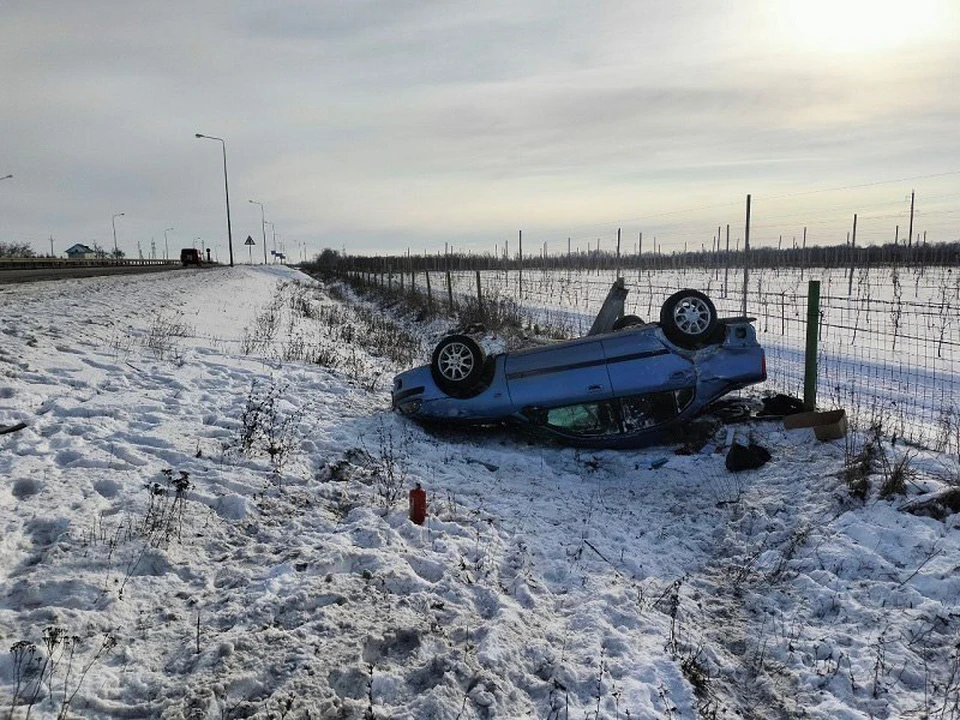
<box><xmin>600</xmin><ymin>329</ymin><xmax>695</xmax><ymax>397</ymax></box>
<box><xmin>504</xmin><ymin>336</ymin><xmax>613</xmax><ymax>410</ymax></box>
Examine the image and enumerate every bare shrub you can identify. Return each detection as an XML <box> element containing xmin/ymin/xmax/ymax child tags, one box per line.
<box><xmin>280</xmin><ymin>332</ymin><xmax>338</xmax><ymax>367</ymax></box>
<box><xmin>235</xmin><ymin>379</ymin><xmax>303</xmax><ymax>476</ymax></box>
<box><xmin>457</xmin><ymin>294</ymin><xmax>523</xmax><ymax>334</ymax></box>
<box><xmin>322</xmin><ymin>284</ymin><xmax>425</xmax><ymax>369</ymax></box>
<box><xmin>843</xmin><ymin>426</ymin><xmax>881</xmax><ymax>500</ymax></box>
<box><xmin>140</xmin><ymin>468</ymin><xmax>191</xmax><ymax>547</ymax></box>
<box><xmin>371</xmin><ymin>423</ymin><xmax>410</xmax><ymax>509</ymax></box>
<box><xmin>8</xmin><ymin>626</ymin><xmax>117</xmax><ymax>719</ymax></box>
<box><xmin>145</xmin><ymin>310</ymin><xmax>189</xmax><ymax>361</ymax></box>
<box><xmin>879</xmin><ymin>453</ymin><xmax>915</xmax><ymax>499</ymax></box>
<box><xmin>288</xmin><ymin>281</ymin><xmax>318</xmax><ymax>320</ymax></box>
<box><xmin>240</xmin><ymin>299</ymin><xmax>282</xmax><ymax>356</ymax></box>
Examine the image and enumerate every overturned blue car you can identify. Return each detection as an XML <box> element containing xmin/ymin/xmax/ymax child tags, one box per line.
<box><xmin>392</xmin><ymin>283</ymin><xmax>766</xmax><ymax>448</ymax></box>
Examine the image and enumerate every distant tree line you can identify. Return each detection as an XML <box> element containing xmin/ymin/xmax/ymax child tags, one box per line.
<box><xmin>307</xmin><ymin>240</ymin><xmax>960</xmax><ymax>275</ymax></box>
<box><xmin>0</xmin><ymin>242</ymin><xmax>36</xmax><ymax>258</ymax></box>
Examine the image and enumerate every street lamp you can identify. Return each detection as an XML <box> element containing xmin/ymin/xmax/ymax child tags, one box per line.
<box><xmin>248</xmin><ymin>199</ymin><xmax>268</xmax><ymax>264</ymax></box>
<box><xmin>112</xmin><ymin>212</ymin><xmax>125</xmax><ymax>256</ymax></box>
<box><xmin>164</xmin><ymin>227</ymin><xmax>173</xmax><ymax>261</ymax></box>
<box><xmin>264</xmin><ymin>221</ymin><xmax>275</xmax><ymax>262</ymax></box>
<box><xmin>194</xmin><ymin>133</ymin><xmax>234</xmax><ymax>267</ymax></box>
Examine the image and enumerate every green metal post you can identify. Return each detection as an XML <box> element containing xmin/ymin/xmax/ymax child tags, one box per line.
<box><xmin>803</xmin><ymin>280</ymin><xmax>821</xmax><ymax>411</ymax></box>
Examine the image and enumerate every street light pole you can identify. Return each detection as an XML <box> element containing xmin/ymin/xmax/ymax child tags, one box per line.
<box><xmin>195</xmin><ymin>133</ymin><xmax>234</xmax><ymax>267</ymax></box>
<box><xmin>264</xmin><ymin>221</ymin><xmax>275</xmax><ymax>262</ymax></box>
<box><xmin>249</xmin><ymin>200</ymin><xmax>267</xmax><ymax>264</ymax></box>
<box><xmin>112</xmin><ymin>212</ymin><xmax>125</xmax><ymax>256</ymax></box>
<box><xmin>164</xmin><ymin>227</ymin><xmax>173</xmax><ymax>261</ymax></box>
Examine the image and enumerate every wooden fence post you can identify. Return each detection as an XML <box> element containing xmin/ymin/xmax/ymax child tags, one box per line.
<box><xmin>446</xmin><ymin>269</ymin><xmax>454</xmax><ymax>311</ymax></box>
<box><xmin>425</xmin><ymin>271</ymin><xmax>433</xmax><ymax>306</ymax></box>
<box><xmin>475</xmin><ymin>270</ymin><xmax>483</xmax><ymax>308</ymax></box>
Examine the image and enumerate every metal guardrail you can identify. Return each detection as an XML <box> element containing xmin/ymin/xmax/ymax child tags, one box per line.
<box><xmin>0</xmin><ymin>257</ymin><xmax>181</xmax><ymax>269</ymax></box>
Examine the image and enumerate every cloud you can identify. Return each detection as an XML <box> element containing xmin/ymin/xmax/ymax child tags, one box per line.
<box><xmin>1</xmin><ymin>1</ymin><xmax>958</xmax><ymax>256</ymax></box>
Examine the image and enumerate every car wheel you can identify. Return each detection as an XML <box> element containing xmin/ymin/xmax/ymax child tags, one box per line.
<box><xmin>431</xmin><ymin>334</ymin><xmax>486</xmax><ymax>395</ymax></box>
<box><xmin>613</xmin><ymin>314</ymin><xmax>644</xmax><ymax>331</ymax></box>
<box><xmin>660</xmin><ymin>290</ymin><xmax>718</xmax><ymax>348</ymax></box>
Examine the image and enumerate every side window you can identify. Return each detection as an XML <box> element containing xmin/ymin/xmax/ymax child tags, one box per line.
<box><xmin>545</xmin><ymin>401</ymin><xmax>620</xmax><ymax>437</ymax></box>
<box><xmin>620</xmin><ymin>389</ymin><xmax>694</xmax><ymax>432</ymax></box>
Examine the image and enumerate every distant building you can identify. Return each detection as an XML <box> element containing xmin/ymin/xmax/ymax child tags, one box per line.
<box><xmin>65</xmin><ymin>243</ymin><xmax>96</xmax><ymax>259</ymax></box>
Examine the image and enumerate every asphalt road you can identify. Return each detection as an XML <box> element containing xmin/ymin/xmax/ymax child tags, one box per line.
<box><xmin>0</xmin><ymin>263</ymin><xmax>187</xmax><ymax>285</ymax></box>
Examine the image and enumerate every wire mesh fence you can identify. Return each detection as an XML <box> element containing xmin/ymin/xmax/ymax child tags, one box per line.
<box><xmin>400</xmin><ymin>264</ymin><xmax>960</xmax><ymax>455</ymax></box>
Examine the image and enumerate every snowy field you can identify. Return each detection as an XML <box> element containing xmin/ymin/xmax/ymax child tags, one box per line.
<box><xmin>2</xmin><ymin>265</ymin><xmax>960</xmax><ymax>719</ymax></box>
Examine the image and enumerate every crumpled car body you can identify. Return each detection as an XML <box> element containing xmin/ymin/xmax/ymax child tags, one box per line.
<box><xmin>392</xmin><ymin>288</ymin><xmax>766</xmax><ymax>449</ymax></box>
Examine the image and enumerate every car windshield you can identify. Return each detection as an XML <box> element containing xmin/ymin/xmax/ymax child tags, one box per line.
<box><xmin>543</xmin><ymin>389</ymin><xmax>695</xmax><ymax>438</ymax></box>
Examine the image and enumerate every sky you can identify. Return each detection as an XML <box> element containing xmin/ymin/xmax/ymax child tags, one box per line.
<box><xmin>2</xmin><ymin>0</ymin><xmax>959</xmax><ymax>260</ymax></box>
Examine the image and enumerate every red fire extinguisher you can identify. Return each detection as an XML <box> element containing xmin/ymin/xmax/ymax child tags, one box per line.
<box><xmin>409</xmin><ymin>483</ymin><xmax>427</xmax><ymax>525</ymax></box>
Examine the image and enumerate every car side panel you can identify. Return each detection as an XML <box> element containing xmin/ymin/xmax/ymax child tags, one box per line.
<box><xmin>504</xmin><ymin>337</ymin><xmax>613</xmax><ymax>409</ymax></box>
<box><xmin>600</xmin><ymin>328</ymin><xmax>695</xmax><ymax>396</ymax></box>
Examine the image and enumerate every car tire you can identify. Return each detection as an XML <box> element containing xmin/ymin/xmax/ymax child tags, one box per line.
<box><xmin>613</xmin><ymin>314</ymin><xmax>644</xmax><ymax>331</ymax></box>
<box><xmin>660</xmin><ymin>290</ymin><xmax>719</xmax><ymax>348</ymax></box>
<box><xmin>431</xmin><ymin>334</ymin><xmax>486</xmax><ymax>396</ymax></box>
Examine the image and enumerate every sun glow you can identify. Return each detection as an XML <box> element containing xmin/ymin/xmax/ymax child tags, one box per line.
<box><xmin>780</xmin><ymin>0</ymin><xmax>951</xmax><ymax>57</ymax></box>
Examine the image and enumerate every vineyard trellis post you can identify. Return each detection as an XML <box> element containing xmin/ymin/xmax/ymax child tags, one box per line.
<box><xmin>714</xmin><ymin>225</ymin><xmax>720</xmax><ymax>281</ymax></box>
<box><xmin>742</xmin><ymin>194</ymin><xmax>751</xmax><ymax>316</ymax></box>
<box><xmin>847</xmin><ymin>213</ymin><xmax>857</xmax><ymax>296</ymax></box>
<box><xmin>804</xmin><ymin>279</ymin><xmax>821</xmax><ymax>411</ymax></box>
<box><xmin>801</xmin><ymin>226</ymin><xmax>807</xmax><ymax>281</ymax></box>
<box><xmin>637</xmin><ymin>231</ymin><xmax>643</xmax><ymax>282</ymax></box>
<box><xmin>518</xmin><ymin>229</ymin><xmax>523</xmax><ymax>299</ymax></box>
<box><xmin>724</xmin><ymin>224</ymin><xmax>730</xmax><ymax>299</ymax></box>
<box><xmin>616</xmin><ymin>227</ymin><xmax>622</xmax><ymax>278</ymax></box>
<box><xmin>907</xmin><ymin>190</ymin><xmax>915</xmax><ymax>251</ymax></box>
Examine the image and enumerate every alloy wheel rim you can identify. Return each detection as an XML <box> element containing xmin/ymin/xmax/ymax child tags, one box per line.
<box><xmin>674</xmin><ymin>297</ymin><xmax>711</xmax><ymax>334</ymax></box>
<box><xmin>438</xmin><ymin>342</ymin><xmax>475</xmax><ymax>380</ymax></box>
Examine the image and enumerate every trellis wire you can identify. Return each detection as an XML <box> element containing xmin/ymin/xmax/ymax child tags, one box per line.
<box><xmin>428</xmin><ymin>265</ymin><xmax>960</xmax><ymax>456</ymax></box>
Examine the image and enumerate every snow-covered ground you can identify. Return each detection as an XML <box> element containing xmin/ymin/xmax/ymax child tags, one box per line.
<box><xmin>1</xmin><ymin>265</ymin><xmax>959</xmax><ymax>719</ymax></box>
